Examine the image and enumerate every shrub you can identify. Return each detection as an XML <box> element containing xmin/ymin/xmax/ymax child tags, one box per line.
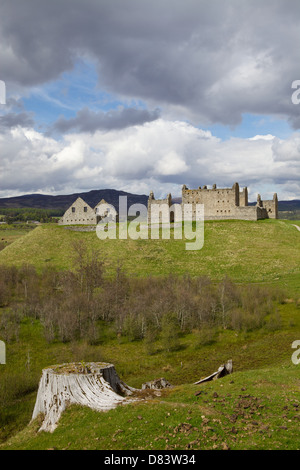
<box><xmin>160</xmin><ymin>312</ymin><xmax>181</xmax><ymax>352</ymax></box>
<box><xmin>195</xmin><ymin>326</ymin><xmax>217</xmax><ymax>347</ymax></box>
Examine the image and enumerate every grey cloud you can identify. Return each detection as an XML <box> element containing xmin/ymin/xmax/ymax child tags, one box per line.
<box><xmin>1</xmin><ymin>0</ymin><xmax>300</xmax><ymax>126</ymax></box>
<box><xmin>5</xmin><ymin>97</ymin><xmax>25</xmax><ymax>111</ymax></box>
<box><xmin>53</xmin><ymin>107</ymin><xmax>161</xmax><ymax>133</ymax></box>
<box><xmin>0</xmin><ymin>112</ymin><xmax>34</xmax><ymax>129</ymax></box>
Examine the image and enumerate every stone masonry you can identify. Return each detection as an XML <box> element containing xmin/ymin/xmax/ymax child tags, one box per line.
<box><xmin>148</xmin><ymin>183</ymin><xmax>278</xmax><ymax>222</ymax></box>
<box><xmin>58</xmin><ymin>183</ymin><xmax>278</xmax><ymax>226</ymax></box>
<box><xmin>58</xmin><ymin>197</ymin><xmax>118</xmax><ymax>225</ymax></box>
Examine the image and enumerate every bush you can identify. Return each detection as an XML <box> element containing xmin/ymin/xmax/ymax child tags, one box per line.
<box><xmin>121</xmin><ymin>314</ymin><xmax>143</xmax><ymax>342</ymax></box>
<box><xmin>195</xmin><ymin>326</ymin><xmax>217</xmax><ymax>347</ymax></box>
<box><xmin>0</xmin><ymin>256</ymin><xmax>284</xmax><ymax>346</ymax></box>
<box><xmin>264</xmin><ymin>312</ymin><xmax>282</xmax><ymax>331</ymax></box>
<box><xmin>229</xmin><ymin>307</ymin><xmax>265</xmax><ymax>332</ymax></box>
<box><xmin>161</xmin><ymin>312</ymin><xmax>181</xmax><ymax>352</ymax></box>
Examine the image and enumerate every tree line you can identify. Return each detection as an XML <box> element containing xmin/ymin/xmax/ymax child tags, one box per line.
<box><xmin>0</xmin><ymin>207</ymin><xmax>63</xmax><ymax>223</ymax></box>
<box><xmin>0</xmin><ymin>241</ymin><xmax>283</xmax><ymax>351</ymax></box>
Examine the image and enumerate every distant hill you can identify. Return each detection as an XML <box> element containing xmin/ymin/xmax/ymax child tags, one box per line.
<box><xmin>276</xmin><ymin>200</ymin><xmax>300</xmax><ymax>211</ymax></box>
<box><xmin>248</xmin><ymin>199</ymin><xmax>300</xmax><ymax>210</ymax></box>
<box><xmin>0</xmin><ymin>189</ymin><xmax>149</xmax><ymax>213</ymax></box>
<box><xmin>0</xmin><ymin>190</ymin><xmax>299</xmax><ymax>217</ymax></box>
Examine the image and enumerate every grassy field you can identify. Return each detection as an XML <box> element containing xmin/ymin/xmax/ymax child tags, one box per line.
<box><xmin>0</xmin><ymin>224</ymin><xmax>36</xmax><ymax>250</ymax></box>
<box><xmin>0</xmin><ymin>219</ymin><xmax>299</xmax><ymax>294</ymax></box>
<box><xmin>0</xmin><ymin>218</ymin><xmax>299</xmax><ymax>450</ymax></box>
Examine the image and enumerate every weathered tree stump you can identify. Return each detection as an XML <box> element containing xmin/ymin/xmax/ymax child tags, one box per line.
<box><xmin>32</xmin><ymin>362</ymin><xmax>135</xmax><ymax>432</ymax></box>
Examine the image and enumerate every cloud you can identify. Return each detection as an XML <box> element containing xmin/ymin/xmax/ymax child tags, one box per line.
<box><xmin>0</xmin><ymin>1</ymin><xmax>299</xmax><ymax>200</ymax></box>
<box><xmin>1</xmin><ymin>0</ymin><xmax>300</xmax><ymax>126</ymax></box>
<box><xmin>53</xmin><ymin>106</ymin><xmax>161</xmax><ymax>133</ymax></box>
<box><xmin>0</xmin><ymin>112</ymin><xmax>34</xmax><ymax>129</ymax></box>
<box><xmin>272</xmin><ymin>134</ymin><xmax>300</xmax><ymax>162</ymax></box>
<box><xmin>0</xmin><ymin>119</ymin><xmax>299</xmax><ymax>200</ymax></box>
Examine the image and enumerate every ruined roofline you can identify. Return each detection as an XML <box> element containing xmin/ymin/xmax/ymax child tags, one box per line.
<box><xmin>68</xmin><ymin>197</ymin><xmax>116</xmax><ymax>212</ymax></box>
<box><xmin>94</xmin><ymin>198</ymin><xmax>109</xmax><ymax>209</ymax></box>
<box><xmin>148</xmin><ymin>191</ymin><xmax>172</xmax><ymax>203</ymax></box>
<box><xmin>71</xmin><ymin>197</ymin><xmax>94</xmax><ymax>211</ymax></box>
<box><xmin>182</xmin><ymin>182</ymin><xmax>241</xmax><ymax>191</ymax></box>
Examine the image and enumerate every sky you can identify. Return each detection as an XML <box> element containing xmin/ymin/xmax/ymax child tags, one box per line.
<box><xmin>0</xmin><ymin>0</ymin><xmax>300</xmax><ymax>201</ymax></box>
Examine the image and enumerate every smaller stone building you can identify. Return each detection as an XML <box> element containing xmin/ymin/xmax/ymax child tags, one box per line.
<box><xmin>58</xmin><ymin>197</ymin><xmax>118</xmax><ymax>225</ymax></box>
<box><xmin>94</xmin><ymin>199</ymin><xmax>118</xmax><ymax>223</ymax></box>
<box><xmin>58</xmin><ymin>197</ymin><xmax>97</xmax><ymax>225</ymax></box>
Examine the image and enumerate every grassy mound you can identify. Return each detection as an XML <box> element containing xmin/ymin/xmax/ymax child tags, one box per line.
<box><xmin>0</xmin><ymin>219</ymin><xmax>299</xmax><ymax>294</ymax></box>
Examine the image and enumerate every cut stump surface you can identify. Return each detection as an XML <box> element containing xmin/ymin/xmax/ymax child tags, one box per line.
<box><xmin>32</xmin><ymin>362</ymin><xmax>135</xmax><ymax>432</ymax></box>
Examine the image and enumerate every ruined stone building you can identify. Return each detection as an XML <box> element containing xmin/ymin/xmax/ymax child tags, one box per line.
<box><xmin>58</xmin><ymin>182</ymin><xmax>278</xmax><ymax>226</ymax></box>
<box><xmin>58</xmin><ymin>197</ymin><xmax>118</xmax><ymax>225</ymax></box>
<box><xmin>148</xmin><ymin>182</ymin><xmax>278</xmax><ymax>223</ymax></box>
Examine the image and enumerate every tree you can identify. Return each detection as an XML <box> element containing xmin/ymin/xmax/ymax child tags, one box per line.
<box><xmin>160</xmin><ymin>312</ymin><xmax>181</xmax><ymax>352</ymax></box>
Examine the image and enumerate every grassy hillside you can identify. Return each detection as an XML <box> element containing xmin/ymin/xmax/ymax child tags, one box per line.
<box><xmin>0</xmin><ymin>218</ymin><xmax>299</xmax><ymax>450</ymax></box>
<box><xmin>3</xmin><ymin>365</ymin><xmax>299</xmax><ymax>450</ymax></box>
<box><xmin>0</xmin><ymin>224</ymin><xmax>36</xmax><ymax>249</ymax></box>
<box><xmin>1</xmin><ymin>301</ymin><xmax>300</xmax><ymax>450</ymax></box>
<box><xmin>0</xmin><ymin>219</ymin><xmax>299</xmax><ymax>294</ymax></box>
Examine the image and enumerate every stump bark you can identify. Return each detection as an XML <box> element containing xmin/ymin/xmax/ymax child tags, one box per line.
<box><xmin>32</xmin><ymin>362</ymin><xmax>135</xmax><ymax>432</ymax></box>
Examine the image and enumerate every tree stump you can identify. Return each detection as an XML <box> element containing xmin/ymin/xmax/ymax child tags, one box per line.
<box><xmin>32</xmin><ymin>362</ymin><xmax>136</xmax><ymax>432</ymax></box>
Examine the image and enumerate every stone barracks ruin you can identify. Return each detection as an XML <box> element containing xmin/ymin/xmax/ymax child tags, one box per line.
<box><xmin>148</xmin><ymin>182</ymin><xmax>278</xmax><ymax>223</ymax></box>
<box><xmin>58</xmin><ymin>183</ymin><xmax>278</xmax><ymax>225</ymax></box>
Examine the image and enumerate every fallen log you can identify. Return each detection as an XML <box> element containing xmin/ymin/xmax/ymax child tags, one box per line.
<box><xmin>194</xmin><ymin>360</ymin><xmax>233</xmax><ymax>385</ymax></box>
<box><xmin>32</xmin><ymin>362</ymin><xmax>136</xmax><ymax>432</ymax></box>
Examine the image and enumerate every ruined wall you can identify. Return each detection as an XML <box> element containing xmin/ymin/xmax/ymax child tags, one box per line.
<box><xmin>239</xmin><ymin>187</ymin><xmax>248</xmax><ymax>207</ymax></box>
<box><xmin>147</xmin><ymin>191</ymin><xmax>173</xmax><ymax>224</ymax></box>
<box><xmin>262</xmin><ymin>194</ymin><xmax>278</xmax><ymax>219</ymax></box>
<box><xmin>181</xmin><ymin>183</ymin><xmax>240</xmax><ymax>220</ymax></box>
<box><xmin>235</xmin><ymin>206</ymin><xmax>267</xmax><ymax>221</ymax></box>
<box><xmin>58</xmin><ymin>197</ymin><xmax>97</xmax><ymax>225</ymax></box>
<box><xmin>147</xmin><ymin>184</ymin><xmax>274</xmax><ymax>223</ymax></box>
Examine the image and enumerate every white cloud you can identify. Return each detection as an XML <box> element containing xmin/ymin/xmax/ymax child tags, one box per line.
<box><xmin>0</xmin><ymin>119</ymin><xmax>299</xmax><ymax>200</ymax></box>
<box><xmin>272</xmin><ymin>134</ymin><xmax>300</xmax><ymax>161</ymax></box>
<box><xmin>249</xmin><ymin>135</ymin><xmax>275</xmax><ymax>141</ymax></box>
<box><xmin>156</xmin><ymin>151</ymin><xmax>189</xmax><ymax>176</ymax></box>
<box><xmin>51</xmin><ymin>139</ymin><xmax>86</xmax><ymax>169</ymax></box>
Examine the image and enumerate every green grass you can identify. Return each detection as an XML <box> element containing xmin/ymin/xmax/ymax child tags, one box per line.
<box><xmin>0</xmin><ymin>299</ymin><xmax>299</xmax><ymax>449</ymax></box>
<box><xmin>2</xmin><ymin>360</ymin><xmax>300</xmax><ymax>450</ymax></box>
<box><xmin>0</xmin><ymin>218</ymin><xmax>299</xmax><ymax>449</ymax></box>
<box><xmin>0</xmin><ymin>219</ymin><xmax>299</xmax><ymax>295</ymax></box>
<box><xmin>0</xmin><ymin>224</ymin><xmax>36</xmax><ymax>249</ymax></box>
